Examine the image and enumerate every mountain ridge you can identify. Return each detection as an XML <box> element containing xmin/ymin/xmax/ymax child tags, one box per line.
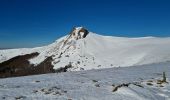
<box><xmin>1</xmin><ymin>27</ymin><xmax>170</xmax><ymax>78</ymax></box>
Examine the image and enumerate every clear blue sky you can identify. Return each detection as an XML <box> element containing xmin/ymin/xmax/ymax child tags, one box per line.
<box><xmin>0</xmin><ymin>0</ymin><xmax>170</xmax><ymax>48</ymax></box>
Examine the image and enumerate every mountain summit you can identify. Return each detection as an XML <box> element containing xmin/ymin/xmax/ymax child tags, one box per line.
<box><xmin>59</xmin><ymin>27</ymin><xmax>89</xmax><ymax>50</ymax></box>
<box><xmin>68</xmin><ymin>27</ymin><xmax>89</xmax><ymax>40</ymax></box>
<box><xmin>1</xmin><ymin>27</ymin><xmax>170</xmax><ymax>78</ymax></box>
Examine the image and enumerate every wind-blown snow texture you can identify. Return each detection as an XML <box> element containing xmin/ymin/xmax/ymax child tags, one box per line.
<box><xmin>0</xmin><ymin>62</ymin><xmax>169</xmax><ymax>100</ymax></box>
<box><xmin>1</xmin><ymin>27</ymin><xmax>170</xmax><ymax>71</ymax></box>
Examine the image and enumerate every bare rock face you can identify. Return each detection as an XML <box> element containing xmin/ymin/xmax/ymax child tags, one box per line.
<box><xmin>69</xmin><ymin>27</ymin><xmax>89</xmax><ymax>40</ymax></box>
<box><xmin>61</xmin><ymin>27</ymin><xmax>89</xmax><ymax>50</ymax></box>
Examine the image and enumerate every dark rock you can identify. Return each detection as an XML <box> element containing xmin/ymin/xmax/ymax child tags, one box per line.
<box><xmin>55</xmin><ymin>62</ymin><xmax>72</xmax><ymax>73</ymax></box>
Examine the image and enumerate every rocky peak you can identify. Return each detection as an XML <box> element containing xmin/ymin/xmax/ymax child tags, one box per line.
<box><xmin>69</xmin><ymin>27</ymin><xmax>89</xmax><ymax>40</ymax></box>
<box><xmin>59</xmin><ymin>27</ymin><xmax>89</xmax><ymax>50</ymax></box>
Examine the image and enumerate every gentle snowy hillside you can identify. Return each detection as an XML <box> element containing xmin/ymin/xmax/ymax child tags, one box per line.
<box><xmin>1</xmin><ymin>27</ymin><xmax>170</xmax><ymax>71</ymax></box>
<box><xmin>0</xmin><ymin>62</ymin><xmax>169</xmax><ymax>100</ymax></box>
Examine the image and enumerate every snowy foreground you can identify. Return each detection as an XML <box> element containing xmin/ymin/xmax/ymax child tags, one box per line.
<box><xmin>0</xmin><ymin>62</ymin><xmax>169</xmax><ymax>100</ymax></box>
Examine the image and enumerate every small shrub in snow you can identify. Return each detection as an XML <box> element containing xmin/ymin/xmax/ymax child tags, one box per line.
<box><xmin>92</xmin><ymin>80</ymin><xmax>98</xmax><ymax>83</ymax></box>
<box><xmin>80</xmin><ymin>68</ymin><xmax>84</xmax><ymax>70</ymax></box>
<box><xmin>147</xmin><ymin>80</ymin><xmax>153</xmax><ymax>82</ymax></box>
<box><xmin>44</xmin><ymin>91</ymin><xmax>51</xmax><ymax>95</ymax></box>
<box><xmin>65</xmin><ymin>55</ymin><xmax>69</xmax><ymax>57</ymax></box>
<box><xmin>95</xmin><ymin>84</ymin><xmax>100</xmax><ymax>87</ymax></box>
<box><xmin>77</xmin><ymin>61</ymin><xmax>80</xmax><ymax>64</ymax></box>
<box><xmin>63</xmin><ymin>90</ymin><xmax>67</xmax><ymax>93</ymax></box>
<box><xmin>15</xmin><ymin>96</ymin><xmax>26</xmax><ymax>100</ymax></box>
<box><xmin>159</xmin><ymin>85</ymin><xmax>164</xmax><ymax>87</ymax></box>
<box><xmin>133</xmin><ymin>82</ymin><xmax>144</xmax><ymax>88</ymax></box>
<box><xmin>33</xmin><ymin>90</ymin><xmax>38</xmax><ymax>93</ymax></box>
<box><xmin>112</xmin><ymin>83</ymin><xmax>130</xmax><ymax>92</ymax></box>
<box><xmin>41</xmin><ymin>88</ymin><xmax>45</xmax><ymax>92</ymax></box>
<box><xmin>55</xmin><ymin>62</ymin><xmax>72</xmax><ymax>72</ymax></box>
<box><xmin>157</xmin><ymin>80</ymin><xmax>162</xmax><ymax>84</ymax></box>
<box><xmin>146</xmin><ymin>83</ymin><xmax>153</xmax><ymax>86</ymax></box>
<box><xmin>35</xmin><ymin>80</ymin><xmax>40</xmax><ymax>83</ymax></box>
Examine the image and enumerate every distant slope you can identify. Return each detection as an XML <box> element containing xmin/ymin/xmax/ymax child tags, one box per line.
<box><xmin>0</xmin><ymin>62</ymin><xmax>169</xmax><ymax>100</ymax></box>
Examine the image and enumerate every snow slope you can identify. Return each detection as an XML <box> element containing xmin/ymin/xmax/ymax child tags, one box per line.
<box><xmin>1</xmin><ymin>27</ymin><xmax>170</xmax><ymax>71</ymax></box>
<box><xmin>0</xmin><ymin>62</ymin><xmax>169</xmax><ymax>100</ymax></box>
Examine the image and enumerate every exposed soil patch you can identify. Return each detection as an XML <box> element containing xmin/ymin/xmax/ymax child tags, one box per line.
<box><xmin>0</xmin><ymin>52</ymin><xmax>55</xmax><ymax>78</ymax></box>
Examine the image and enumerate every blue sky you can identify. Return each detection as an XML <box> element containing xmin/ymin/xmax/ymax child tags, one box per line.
<box><xmin>0</xmin><ymin>0</ymin><xmax>170</xmax><ymax>48</ymax></box>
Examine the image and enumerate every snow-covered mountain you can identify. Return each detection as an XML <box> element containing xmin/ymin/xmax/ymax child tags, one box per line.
<box><xmin>0</xmin><ymin>27</ymin><xmax>170</xmax><ymax>77</ymax></box>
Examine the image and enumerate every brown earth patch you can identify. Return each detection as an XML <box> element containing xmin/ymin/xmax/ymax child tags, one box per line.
<box><xmin>0</xmin><ymin>52</ymin><xmax>55</xmax><ymax>78</ymax></box>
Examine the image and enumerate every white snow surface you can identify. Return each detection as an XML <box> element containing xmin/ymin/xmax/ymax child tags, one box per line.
<box><xmin>1</xmin><ymin>27</ymin><xmax>170</xmax><ymax>71</ymax></box>
<box><xmin>0</xmin><ymin>62</ymin><xmax>170</xmax><ymax>100</ymax></box>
